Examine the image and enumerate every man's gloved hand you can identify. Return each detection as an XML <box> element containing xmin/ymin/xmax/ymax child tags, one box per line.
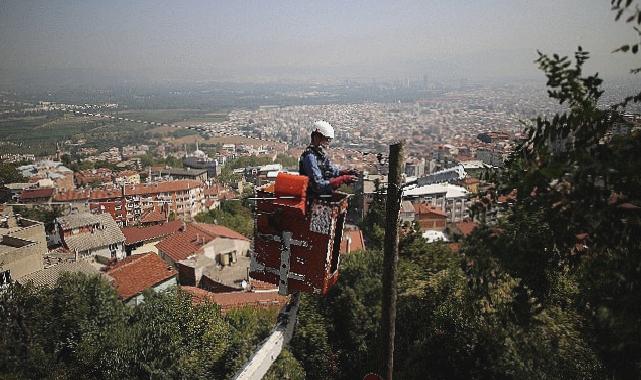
<box><xmin>340</xmin><ymin>168</ymin><xmax>360</xmax><ymax>176</ymax></box>
<box><xmin>329</xmin><ymin>175</ymin><xmax>357</xmax><ymax>189</ymax></box>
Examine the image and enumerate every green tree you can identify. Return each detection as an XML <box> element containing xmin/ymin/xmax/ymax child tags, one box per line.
<box><xmin>263</xmin><ymin>349</ymin><xmax>306</xmax><ymax>380</ymax></box>
<box><xmin>13</xmin><ymin>205</ymin><xmax>64</xmax><ymax>232</ymax></box>
<box><xmin>195</xmin><ymin>200</ymin><xmax>254</xmax><ymax>237</ymax></box>
<box><xmin>139</xmin><ymin>153</ymin><xmax>154</xmax><ymax>168</ymax></box>
<box><xmin>0</xmin><ymin>162</ymin><xmax>26</xmax><ymax>185</ymax></box>
<box><xmin>488</xmin><ymin>33</ymin><xmax>641</xmax><ymax>377</ymax></box>
<box><xmin>60</xmin><ymin>154</ymin><xmax>72</xmax><ymax>168</ymax></box>
<box><xmin>359</xmin><ymin>179</ymin><xmax>386</xmax><ymax>249</ymax></box>
<box><xmin>273</xmin><ymin>153</ymin><xmax>299</xmax><ymax>169</ymax></box>
<box><xmin>0</xmin><ymin>273</ymin><xmax>286</xmax><ymax>379</ymax></box>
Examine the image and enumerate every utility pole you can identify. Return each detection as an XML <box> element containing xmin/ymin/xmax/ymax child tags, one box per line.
<box><xmin>380</xmin><ymin>141</ymin><xmax>404</xmax><ymax>380</ymax></box>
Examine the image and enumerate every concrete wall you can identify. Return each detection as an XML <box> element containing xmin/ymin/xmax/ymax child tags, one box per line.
<box><xmin>124</xmin><ymin>276</ymin><xmax>177</xmax><ymax>307</ymax></box>
<box><xmin>130</xmin><ymin>241</ymin><xmax>160</xmax><ymax>256</ymax></box>
<box><xmin>93</xmin><ymin>242</ymin><xmax>125</xmax><ymax>261</ymax></box>
<box><xmin>10</xmin><ymin>220</ymin><xmax>47</xmax><ymax>252</ymax></box>
<box><xmin>202</xmin><ymin>238</ymin><xmax>250</xmax><ymax>259</ymax></box>
<box><xmin>0</xmin><ymin>237</ymin><xmax>43</xmax><ymax>280</ymax></box>
<box><xmin>199</xmin><ymin>275</ymin><xmax>238</xmax><ymax>293</ymax></box>
<box><xmin>80</xmin><ymin>242</ymin><xmax>125</xmax><ymax>263</ymax></box>
<box><xmin>0</xmin><ymin>219</ymin><xmax>46</xmax><ymax>280</ymax></box>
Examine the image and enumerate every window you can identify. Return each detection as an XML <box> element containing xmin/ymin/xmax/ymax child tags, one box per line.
<box><xmin>109</xmin><ymin>243</ymin><xmax>118</xmax><ymax>258</ymax></box>
<box><xmin>0</xmin><ymin>270</ymin><xmax>11</xmax><ymax>287</ymax></box>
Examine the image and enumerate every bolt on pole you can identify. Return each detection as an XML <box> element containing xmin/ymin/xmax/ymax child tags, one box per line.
<box><xmin>380</xmin><ymin>141</ymin><xmax>404</xmax><ymax>380</ymax></box>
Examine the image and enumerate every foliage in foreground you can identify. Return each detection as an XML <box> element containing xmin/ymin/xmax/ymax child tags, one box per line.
<box><xmin>292</xmin><ymin>238</ymin><xmax>604</xmax><ymax>380</ymax></box>
<box><xmin>292</xmin><ymin>4</ymin><xmax>641</xmax><ymax>377</ymax></box>
<box><xmin>0</xmin><ymin>273</ymin><xmax>304</xmax><ymax>380</ymax></box>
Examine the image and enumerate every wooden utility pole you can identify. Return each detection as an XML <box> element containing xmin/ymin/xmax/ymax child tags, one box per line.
<box><xmin>380</xmin><ymin>141</ymin><xmax>404</xmax><ymax>380</ymax></box>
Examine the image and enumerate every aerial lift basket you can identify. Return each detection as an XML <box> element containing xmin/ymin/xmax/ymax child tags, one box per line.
<box><xmin>250</xmin><ymin>172</ymin><xmax>349</xmax><ymax>296</ymax></box>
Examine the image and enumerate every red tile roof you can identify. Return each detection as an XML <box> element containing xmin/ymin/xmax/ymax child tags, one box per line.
<box><xmin>204</xmin><ymin>185</ymin><xmax>220</xmax><ymax>197</ymax></box>
<box><xmin>74</xmin><ymin>169</ymin><xmax>113</xmax><ymax>185</ymax></box>
<box><xmin>414</xmin><ymin>203</ymin><xmax>447</xmax><ymax>218</ymax></box>
<box><xmin>53</xmin><ymin>189</ymin><xmax>123</xmax><ymax>202</ymax></box>
<box><xmin>140</xmin><ymin>207</ymin><xmax>167</xmax><ymax>224</ymax></box>
<box><xmin>107</xmin><ymin>253</ymin><xmax>177</xmax><ymax>300</ymax></box>
<box><xmin>448</xmin><ymin>243</ymin><xmax>462</xmax><ymax>253</ymax></box>
<box><xmin>124</xmin><ymin>180</ymin><xmax>203</xmax><ymax>196</ymax></box>
<box><xmin>455</xmin><ymin>221</ymin><xmax>478</xmax><ymax>237</ymax></box>
<box><xmin>53</xmin><ymin>189</ymin><xmax>91</xmax><ymax>202</ymax></box>
<box><xmin>20</xmin><ymin>187</ymin><xmax>54</xmax><ymax>200</ymax></box>
<box><xmin>181</xmin><ymin>286</ymin><xmax>287</xmax><ymax>313</ymax></box>
<box><xmin>121</xmin><ymin>220</ymin><xmax>183</xmax><ymax>245</ymax></box>
<box><xmin>250</xmin><ymin>278</ymin><xmax>278</xmax><ymax>291</ymax></box>
<box><xmin>340</xmin><ymin>228</ymin><xmax>366</xmax><ymax>254</ymax></box>
<box><xmin>155</xmin><ymin>223</ymin><xmax>247</xmax><ymax>263</ymax></box>
<box><xmin>90</xmin><ymin>189</ymin><xmax>123</xmax><ymax>200</ymax></box>
<box><xmin>218</xmin><ymin>190</ymin><xmax>239</xmax><ymax>200</ymax></box>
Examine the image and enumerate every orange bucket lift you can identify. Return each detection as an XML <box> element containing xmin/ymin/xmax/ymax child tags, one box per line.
<box><xmin>250</xmin><ymin>172</ymin><xmax>350</xmax><ymax>295</ymax></box>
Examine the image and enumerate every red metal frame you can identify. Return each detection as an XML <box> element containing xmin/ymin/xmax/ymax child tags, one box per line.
<box><xmin>250</xmin><ymin>175</ymin><xmax>349</xmax><ymax>295</ymax></box>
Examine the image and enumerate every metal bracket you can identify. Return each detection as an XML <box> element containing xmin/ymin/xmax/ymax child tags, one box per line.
<box><xmin>278</xmin><ymin>231</ymin><xmax>293</xmax><ymax>295</ymax></box>
<box><xmin>251</xmin><ymin>232</ymin><xmax>311</xmax><ymax>295</ymax></box>
<box><xmin>257</xmin><ymin>232</ymin><xmax>309</xmax><ymax>247</ymax></box>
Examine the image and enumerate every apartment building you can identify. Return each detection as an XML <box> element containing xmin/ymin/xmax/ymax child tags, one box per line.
<box><xmin>54</xmin><ymin>180</ymin><xmax>206</xmax><ymax>226</ymax></box>
<box><xmin>124</xmin><ymin>180</ymin><xmax>205</xmax><ymax>224</ymax></box>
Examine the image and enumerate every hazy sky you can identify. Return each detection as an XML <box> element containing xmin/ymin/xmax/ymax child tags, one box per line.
<box><xmin>0</xmin><ymin>0</ymin><xmax>638</xmax><ymax>83</ymax></box>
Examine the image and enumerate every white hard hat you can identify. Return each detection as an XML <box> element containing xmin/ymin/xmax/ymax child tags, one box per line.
<box><xmin>312</xmin><ymin>120</ymin><xmax>335</xmax><ymax>139</ymax></box>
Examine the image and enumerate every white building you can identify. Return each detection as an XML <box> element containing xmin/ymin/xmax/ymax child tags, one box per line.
<box><xmin>403</xmin><ymin>182</ymin><xmax>469</xmax><ymax>222</ymax></box>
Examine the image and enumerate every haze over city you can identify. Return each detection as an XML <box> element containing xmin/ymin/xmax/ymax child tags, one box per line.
<box><xmin>1</xmin><ymin>0</ymin><xmax>638</xmax><ymax>86</ymax></box>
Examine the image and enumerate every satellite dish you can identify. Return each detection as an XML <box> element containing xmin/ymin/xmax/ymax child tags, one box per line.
<box><xmin>241</xmin><ymin>280</ymin><xmax>248</xmax><ymax>290</ymax></box>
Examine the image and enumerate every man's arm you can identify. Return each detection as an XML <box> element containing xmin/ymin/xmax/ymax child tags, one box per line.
<box><xmin>302</xmin><ymin>154</ymin><xmax>333</xmax><ymax>195</ymax></box>
<box><xmin>326</xmin><ymin>157</ymin><xmax>340</xmax><ymax>177</ymax></box>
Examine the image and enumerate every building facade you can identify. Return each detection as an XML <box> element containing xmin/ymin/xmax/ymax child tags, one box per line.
<box><xmin>0</xmin><ymin>209</ymin><xmax>47</xmax><ymax>283</ymax></box>
<box><xmin>55</xmin><ymin>213</ymin><xmax>126</xmax><ymax>263</ymax></box>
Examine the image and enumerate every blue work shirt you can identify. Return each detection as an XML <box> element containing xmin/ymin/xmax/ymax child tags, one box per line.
<box><xmin>299</xmin><ymin>145</ymin><xmax>340</xmax><ymax>195</ymax></box>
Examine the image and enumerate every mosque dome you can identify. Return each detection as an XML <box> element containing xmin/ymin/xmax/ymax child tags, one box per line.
<box><xmin>191</xmin><ymin>141</ymin><xmax>206</xmax><ymax>158</ymax></box>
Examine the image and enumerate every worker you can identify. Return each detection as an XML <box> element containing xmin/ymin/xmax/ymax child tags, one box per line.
<box><xmin>299</xmin><ymin>120</ymin><xmax>358</xmax><ymax>196</ymax></box>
